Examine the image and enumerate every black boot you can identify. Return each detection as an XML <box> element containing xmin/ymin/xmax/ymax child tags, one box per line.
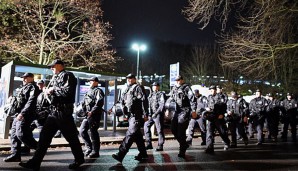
<box><xmin>3</xmin><ymin>154</ymin><xmax>21</xmax><ymax>162</ymax></box>
<box><xmin>19</xmin><ymin>159</ymin><xmax>40</xmax><ymax>171</ymax></box>
<box><xmin>112</xmin><ymin>152</ymin><xmax>125</xmax><ymax>163</ymax></box>
<box><xmin>88</xmin><ymin>141</ymin><xmax>100</xmax><ymax>158</ymax></box>
<box><xmin>146</xmin><ymin>142</ymin><xmax>153</xmax><ymax>150</ymax></box>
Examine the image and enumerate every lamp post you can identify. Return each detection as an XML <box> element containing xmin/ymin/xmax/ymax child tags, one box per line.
<box><xmin>132</xmin><ymin>43</ymin><xmax>146</xmax><ymax>80</ymax></box>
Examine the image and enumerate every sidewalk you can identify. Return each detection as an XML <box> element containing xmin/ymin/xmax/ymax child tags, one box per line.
<box><xmin>0</xmin><ymin>126</ymin><xmax>177</xmax><ymax>151</ymax></box>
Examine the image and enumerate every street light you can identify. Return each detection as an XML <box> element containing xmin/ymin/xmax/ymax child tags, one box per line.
<box><xmin>132</xmin><ymin>43</ymin><xmax>146</xmax><ymax>80</ymax></box>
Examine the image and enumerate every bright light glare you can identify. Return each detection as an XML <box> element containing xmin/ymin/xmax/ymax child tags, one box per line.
<box><xmin>132</xmin><ymin>43</ymin><xmax>146</xmax><ymax>51</ymax></box>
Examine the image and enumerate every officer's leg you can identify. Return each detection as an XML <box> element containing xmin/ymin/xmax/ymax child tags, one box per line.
<box><xmin>281</xmin><ymin>117</ymin><xmax>289</xmax><ymax>140</ymax></box>
<box><xmin>135</xmin><ymin>121</ymin><xmax>147</xmax><ymax>157</ymax></box>
<box><xmin>198</xmin><ymin>117</ymin><xmax>207</xmax><ymax>145</ymax></box>
<box><xmin>215</xmin><ymin>119</ymin><xmax>230</xmax><ymax>149</ymax></box>
<box><xmin>205</xmin><ymin>120</ymin><xmax>215</xmax><ymax>152</ymax></box>
<box><xmin>88</xmin><ymin>115</ymin><xmax>101</xmax><ymax>158</ymax></box>
<box><xmin>237</xmin><ymin>122</ymin><xmax>248</xmax><ymax>145</ymax></box>
<box><xmin>58</xmin><ymin>114</ymin><xmax>84</xmax><ymax>163</ymax></box>
<box><xmin>290</xmin><ymin>119</ymin><xmax>297</xmax><ymax>141</ymax></box>
<box><xmin>4</xmin><ymin>118</ymin><xmax>21</xmax><ymax>162</ymax></box>
<box><xmin>30</xmin><ymin>115</ymin><xmax>58</xmax><ymax>165</ymax></box>
<box><xmin>79</xmin><ymin>118</ymin><xmax>92</xmax><ymax>156</ymax></box>
<box><xmin>116</xmin><ymin>117</ymin><xmax>139</xmax><ymax>160</ymax></box>
<box><xmin>229</xmin><ymin>120</ymin><xmax>237</xmax><ymax>147</ymax></box>
<box><xmin>154</xmin><ymin>114</ymin><xmax>165</xmax><ymax>150</ymax></box>
<box><xmin>256</xmin><ymin>120</ymin><xmax>264</xmax><ymax>144</ymax></box>
<box><xmin>170</xmin><ymin>116</ymin><xmax>178</xmax><ymax>139</ymax></box>
<box><xmin>144</xmin><ymin>117</ymin><xmax>154</xmax><ymax>149</ymax></box>
<box><xmin>186</xmin><ymin>118</ymin><xmax>197</xmax><ymax>144</ymax></box>
<box><xmin>177</xmin><ymin>112</ymin><xmax>189</xmax><ymax>157</ymax></box>
<box><xmin>16</xmin><ymin>119</ymin><xmax>38</xmax><ymax>150</ymax></box>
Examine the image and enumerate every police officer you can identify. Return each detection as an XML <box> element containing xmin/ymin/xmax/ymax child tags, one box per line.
<box><xmin>216</xmin><ymin>85</ymin><xmax>228</xmax><ymax>103</ymax></box>
<box><xmin>204</xmin><ymin>85</ymin><xmax>230</xmax><ymax>153</ymax></box>
<box><xmin>79</xmin><ymin>76</ymin><xmax>104</xmax><ymax>158</ymax></box>
<box><xmin>248</xmin><ymin>89</ymin><xmax>268</xmax><ymax>145</ymax></box>
<box><xmin>266</xmin><ymin>93</ymin><xmax>281</xmax><ymax>142</ymax></box>
<box><xmin>112</xmin><ymin>73</ymin><xmax>148</xmax><ymax>163</ymax></box>
<box><xmin>226</xmin><ymin>91</ymin><xmax>249</xmax><ymax>147</ymax></box>
<box><xmin>144</xmin><ymin>82</ymin><xmax>166</xmax><ymax>151</ymax></box>
<box><xmin>280</xmin><ymin>93</ymin><xmax>297</xmax><ymax>142</ymax></box>
<box><xmin>165</xmin><ymin>75</ymin><xmax>195</xmax><ymax>158</ymax></box>
<box><xmin>186</xmin><ymin>89</ymin><xmax>208</xmax><ymax>146</ymax></box>
<box><xmin>19</xmin><ymin>59</ymin><xmax>84</xmax><ymax>170</ymax></box>
<box><xmin>3</xmin><ymin>73</ymin><xmax>39</xmax><ymax>162</ymax></box>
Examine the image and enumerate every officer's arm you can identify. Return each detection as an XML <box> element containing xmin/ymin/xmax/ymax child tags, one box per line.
<box><xmin>90</xmin><ymin>89</ymin><xmax>104</xmax><ymax>114</ymax></box>
<box><xmin>20</xmin><ymin>86</ymin><xmax>39</xmax><ymax>117</ymax></box>
<box><xmin>186</xmin><ymin>87</ymin><xmax>196</xmax><ymax>112</ymax></box>
<box><xmin>154</xmin><ymin>92</ymin><xmax>165</xmax><ymax>114</ymax></box>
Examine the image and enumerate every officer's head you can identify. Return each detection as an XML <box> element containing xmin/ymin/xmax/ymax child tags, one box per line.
<box><xmin>47</xmin><ymin>59</ymin><xmax>65</xmax><ymax>74</ymax></box>
<box><xmin>151</xmin><ymin>82</ymin><xmax>160</xmax><ymax>91</ymax></box>
<box><xmin>20</xmin><ymin>72</ymin><xmax>34</xmax><ymax>84</ymax></box>
<box><xmin>209</xmin><ymin>85</ymin><xmax>216</xmax><ymax>95</ymax></box>
<box><xmin>287</xmin><ymin>92</ymin><xmax>292</xmax><ymax>100</ymax></box>
<box><xmin>175</xmin><ymin>75</ymin><xmax>184</xmax><ymax>86</ymax></box>
<box><xmin>194</xmin><ymin>89</ymin><xmax>200</xmax><ymax>97</ymax></box>
<box><xmin>255</xmin><ymin>89</ymin><xmax>262</xmax><ymax>97</ymax></box>
<box><xmin>37</xmin><ymin>80</ymin><xmax>45</xmax><ymax>90</ymax></box>
<box><xmin>216</xmin><ymin>85</ymin><xmax>223</xmax><ymax>93</ymax></box>
<box><xmin>126</xmin><ymin>73</ymin><xmax>136</xmax><ymax>85</ymax></box>
<box><xmin>230</xmin><ymin>91</ymin><xmax>238</xmax><ymax>99</ymax></box>
<box><xmin>88</xmin><ymin>76</ymin><xmax>99</xmax><ymax>87</ymax></box>
<box><xmin>266</xmin><ymin>93</ymin><xmax>274</xmax><ymax>100</ymax></box>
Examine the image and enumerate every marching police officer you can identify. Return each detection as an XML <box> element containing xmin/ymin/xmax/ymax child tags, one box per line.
<box><xmin>186</xmin><ymin>89</ymin><xmax>208</xmax><ymax>146</ymax></box>
<box><xmin>19</xmin><ymin>59</ymin><xmax>84</xmax><ymax>170</ymax></box>
<box><xmin>3</xmin><ymin>73</ymin><xmax>39</xmax><ymax>162</ymax></box>
<box><xmin>266</xmin><ymin>93</ymin><xmax>281</xmax><ymax>142</ymax></box>
<box><xmin>79</xmin><ymin>76</ymin><xmax>104</xmax><ymax>158</ymax></box>
<box><xmin>144</xmin><ymin>82</ymin><xmax>166</xmax><ymax>151</ymax></box>
<box><xmin>165</xmin><ymin>75</ymin><xmax>195</xmax><ymax>158</ymax></box>
<box><xmin>226</xmin><ymin>91</ymin><xmax>249</xmax><ymax>147</ymax></box>
<box><xmin>248</xmin><ymin>89</ymin><xmax>268</xmax><ymax>145</ymax></box>
<box><xmin>204</xmin><ymin>85</ymin><xmax>230</xmax><ymax>153</ymax></box>
<box><xmin>112</xmin><ymin>73</ymin><xmax>148</xmax><ymax>163</ymax></box>
<box><xmin>280</xmin><ymin>93</ymin><xmax>297</xmax><ymax>142</ymax></box>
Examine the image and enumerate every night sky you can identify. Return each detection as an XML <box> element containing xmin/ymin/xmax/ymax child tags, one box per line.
<box><xmin>101</xmin><ymin>0</ymin><xmax>219</xmax><ymax>48</ymax></box>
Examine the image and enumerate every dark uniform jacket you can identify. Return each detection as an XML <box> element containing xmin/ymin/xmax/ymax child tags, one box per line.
<box><xmin>49</xmin><ymin>70</ymin><xmax>77</xmax><ymax>105</ymax></box>
<box><xmin>249</xmin><ymin>97</ymin><xmax>268</xmax><ymax>120</ymax></box>
<box><xmin>194</xmin><ymin>95</ymin><xmax>208</xmax><ymax>119</ymax></box>
<box><xmin>281</xmin><ymin>98</ymin><xmax>298</xmax><ymax>119</ymax></box>
<box><xmin>166</xmin><ymin>83</ymin><xmax>195</xmax><ymax>111</ymax></box>
<box><xmin>15</xmin><ymin>82</ymin><xmax>40</xmax><ymax>120</ymax></box>
<box><xmin>82</xmin><ymin>86</ymin><xmax>105</xmax><ymax>116</ymax></box>
<box><xmin>148</xmin><ymin>91</ymin><xmax>165</xmax><ymax>117</ymax></box>
<box><xmin>121</xmin><ymin>83</ymin><xmax>145</xmax><ymax>120</ymax></box>
<box><xmin>226</xmin><ymin>97</ymin><xmax>249</xmax><ymax>122</ymax></box>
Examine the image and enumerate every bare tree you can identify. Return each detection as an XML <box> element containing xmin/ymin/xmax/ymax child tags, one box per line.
<box><xmin>183</xmin><ymin>0</ymin><xmax>246</xmax><ymax>30</ymax></box>
<box><xmin>0</xmin><ymin>0</ymin><xmax>118</xmax><ymax>72</ymax></box>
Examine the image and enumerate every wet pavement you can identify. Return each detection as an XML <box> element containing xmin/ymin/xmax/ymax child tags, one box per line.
<box><xmin>1</xmin><ymin>134</ymin><xmax>298</xmax><ymax>171</ymax></box>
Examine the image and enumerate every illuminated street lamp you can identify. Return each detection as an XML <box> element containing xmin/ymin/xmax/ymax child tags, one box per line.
<box><xmin>132</xmin><ymin>43</ymin><xmax>146</xmax><ymax>79</ymax></box>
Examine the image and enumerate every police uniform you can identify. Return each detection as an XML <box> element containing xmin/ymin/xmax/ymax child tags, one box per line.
<box><xmin>4</xmin><ymin>73</ymin><xmax>39</xmax><ymax>162</ymax></box>
<box><xmin>226</xmin><ymin>92</ymin><xmax>249</xmax><ymax>147</ymax></box>
<box><xmin>266</xmin><ymin>94</ymin><xmax>281</xmax><ymax>141</ymax></box>
<box><xmin>248</xmin><ymin>90</ymin><xmax>268</xmax><ymax>145</ymax></box>
<box><xmin>112</xmin><ymin>74</ymin><xmax>147</xmax><ymax>163</ymax></box>
<box><xmin>204</xmin><ymin>85</ymin><xmax>230</xmax><ymax>153</ymax></box>
<box><xmin>280</xmin><ymin>93</ymin><xmax>298</xmax><ymax>141</ymax></box>
<box><xmin>19</xmin><ymin>59</ymin><xmax>84</xmax><ymax>170</ymax></box>
<box><xmin>166</xmin><ymin>75</ymin><xmax>195</xmax><ymax>158</ymax></box>
<box><xmin>144</xmin><ymin>82</ymin><xmax>166</xmax><ymax>151</ymax></box>
<box><xmin>79</xmin><ymin>76</ymin><xmax>104</xmax><ymax>158</ymax></box>
<box><xmin>186</xmin><ymin>90</ymin><xmax>208</xmax><ymax>146</ymax></box>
